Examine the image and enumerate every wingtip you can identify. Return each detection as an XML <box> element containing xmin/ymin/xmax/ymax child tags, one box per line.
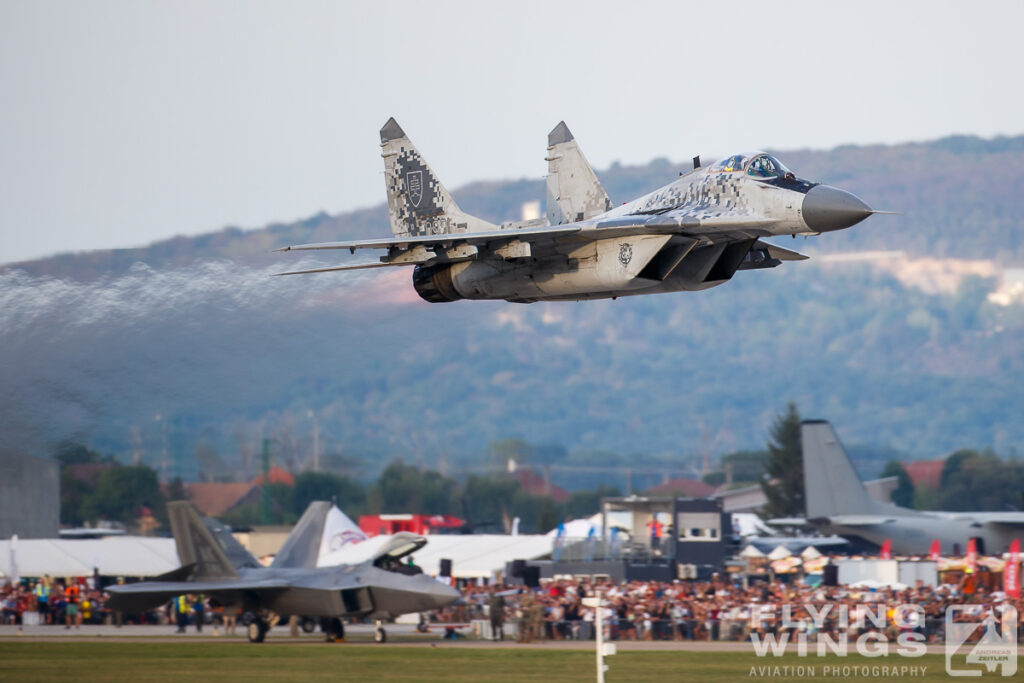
<box><xmin>380</xmin><ymin>116</ymin><xmax>406</xmax><ymax>143</ymax></box>
<box><xmin>548</xmin><ymin>120</ymin><xmax>573</xmax><ymax>146</ymax></box>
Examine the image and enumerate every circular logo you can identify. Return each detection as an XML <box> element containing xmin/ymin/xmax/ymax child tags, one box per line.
<box><xmin>618</xmin><ymin>243</ymin><xmax>633</xmax><ymax>267</ymax></box>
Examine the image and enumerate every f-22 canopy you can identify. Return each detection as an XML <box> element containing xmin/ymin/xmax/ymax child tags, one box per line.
<box><xmin>275</xmin><ymin>120</ymin><xmax>891</xmax><ymax>303</ymax></box>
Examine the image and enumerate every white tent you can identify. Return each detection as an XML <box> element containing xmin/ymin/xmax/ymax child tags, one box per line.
<box><xmin>0</xmin><ymin>537</ymin><xmax>178</xmax><ymax>578</ymax></box>
<box><xmin>767</xmin><ymin>545</ymin><xmax>792</xmax><ymax>560</ymax></box>
<box><xmin>740</xmin><ymin>544</ymin><xmax>766</xmax><ymax>558</ymax></box>
<box><xmin>320</xmin><ymin>533</ymin><xmax>555</xmax><ymax>580</ymax></box>
<box><xmin>547</xmin><ymin>518</ymin><xmax>596</xmax><ymax>539</ymax></box>
<box><xmin>801</xmin><ymin>546</ymin><xmax>823</xmax><ymax>559</ymax></box>
<box><xmin>405</xmin><ymin>534</ymin><xmax>552</xmax><ymax>579</ymax></box>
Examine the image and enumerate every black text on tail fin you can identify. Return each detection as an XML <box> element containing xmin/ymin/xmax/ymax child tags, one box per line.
<box><xmin>167</xmin><ymin>501</ymin><xmax>240</xmax><ymax>579</ymax></box>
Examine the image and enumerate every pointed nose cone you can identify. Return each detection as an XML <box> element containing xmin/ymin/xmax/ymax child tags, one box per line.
<box><xmin>802</xmin><ymin>185</ymin><xmax>872</xmax><ymax>232</ymax></box>
<box><xmin>427</xmin><ymin>579</ymin><xmax>461</xmax><ymax>610</ymax></box>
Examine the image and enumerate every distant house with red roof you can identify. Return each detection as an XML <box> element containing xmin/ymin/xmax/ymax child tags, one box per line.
<box><xmin>514</xmin><ymin>469</ymin><xmax>570</xmax><ymax>503</ymax></box>
<box><xmin>902</xmin><ymin>459</ymin><xmax>945</xmax><ymax>490</ymax></box>
<box><xmin>249</xmin><ymin>466</ymin><xmax>296</xmax><ymax>487</ymax></box>
<box><xmin>646</xmin><ymin>478</ymin><xmax>716</xmax><ymax>498</ymax></box>
<box><xmin>184</xmin><ymin>482</ymin><xmax>262</xmax><ymax>517</ymax></box>
<box><xmin>179</xmin><ymin>466</ymin><xmax>296</xmax><ymax>517</ymax></box>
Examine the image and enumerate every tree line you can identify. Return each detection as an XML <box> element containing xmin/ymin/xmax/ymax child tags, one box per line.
<box><xmin>57</xmin><ymin>403</ymin><xmax>1024</xmax><ymax>534</ymax></box>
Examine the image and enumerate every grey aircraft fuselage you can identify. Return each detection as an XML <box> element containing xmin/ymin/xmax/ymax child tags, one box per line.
<box><xmin>275</xmin><ymin>120</ymin><xmax>886</xmax><ymax>303</ymax></box>
<box><xmin>800</xmin><ymin>420</ymin><xmax>1024</xmax><ymax>556</ymax></box>
<box><xmin>105</xmin><ymin>501</ymin><xmax>459</xmax><ymax>641</ymax></box>
<box><xmin>427</xmin><ymin>158</ymin><xmax>864</xmax><ymax>303</ymax></box>
<box><xmin>106</xmin><ymin>563</ymin><xmax>456</xmax><ymax>620</ymax></box>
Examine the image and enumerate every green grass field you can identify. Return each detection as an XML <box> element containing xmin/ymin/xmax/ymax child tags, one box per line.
<box><xmin>3</xmin><ymin>642</ymin><xmax>1013</xmax><ymax>682</ymax></box>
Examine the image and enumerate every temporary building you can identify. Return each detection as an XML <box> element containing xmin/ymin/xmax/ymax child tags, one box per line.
<box><xmin>0</xmin><ymin>537</ymin><xmax>177</xmax><ymax>579</ymax></box>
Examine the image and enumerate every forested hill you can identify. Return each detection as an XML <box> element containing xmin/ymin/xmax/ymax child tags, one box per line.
<box><xmin>6</xmin><ymin>134</ymin><xmax>1024</xmax><ymax>281</ymax></box>
<box><xmin>2</xmin><ymin>135</ymin><xmax>1023</xmax><ymax>483</ymax></box>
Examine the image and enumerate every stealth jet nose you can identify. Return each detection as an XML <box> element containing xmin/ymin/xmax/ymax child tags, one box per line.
<box><xmin>802</xmin><ymin>184</ymin><xmax>873</xmax><ymax>232</ymax></box>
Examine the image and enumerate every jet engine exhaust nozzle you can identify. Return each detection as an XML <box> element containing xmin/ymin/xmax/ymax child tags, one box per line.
<box><xmin>802</xmin><ymin>185</ymin><xmax>872</xmax><ymax>232</ymax></box>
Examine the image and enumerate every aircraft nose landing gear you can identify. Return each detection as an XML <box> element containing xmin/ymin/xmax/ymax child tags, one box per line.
<box><xmin>247</xmin><ymin>618</ymin><xmax>268</xmax><ymax>643</ymax></box>
<box><xmin>374</xmin><ymin>619</ymin><xmax>387</xmax><ymax>643</ymax></box>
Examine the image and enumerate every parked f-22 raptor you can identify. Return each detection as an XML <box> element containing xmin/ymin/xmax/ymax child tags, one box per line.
<box><xmin>796</xmin><ymin>420</ymin><xmax>1024</xmax><ymax>556</ymax></box>
<box><xmin>105</xmin><ymin>501</ymin><xmax>458</xmax><ymax>643</ymax></box>
<box><xmin>275</xmin><ymin>119</ymin><xmax>890</xmax><ymax>303</ymax></box>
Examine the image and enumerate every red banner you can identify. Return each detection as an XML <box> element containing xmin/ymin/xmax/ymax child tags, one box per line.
<box><xmin>1005</xmin><ymin>539</ymin><xmax>1020</xmax><ymax>598</ymax></box>
<box><xmin>929</xmin><ymin>539</ymin><xmax>940</xmax><ymax>561</ymax></box>
<box><xmin>880</xmin><ymin>539</ymin><xmax>892</xmax><ymax>559</ymax></box>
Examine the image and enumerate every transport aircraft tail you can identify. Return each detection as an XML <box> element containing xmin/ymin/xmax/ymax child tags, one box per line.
<box><xmin>380</xmin><ymin>117</ymin><xmax>496</xmax><ymax>237</ymax></box>
<box><xmin>545</xmin><ymin>121</ymin><xmax>612</xmax><ymax>225</ymax></box>
<box><xmin>800</xmin><ymin>420</ymin><xmax>893</xmax><ymax>519</ymax></box>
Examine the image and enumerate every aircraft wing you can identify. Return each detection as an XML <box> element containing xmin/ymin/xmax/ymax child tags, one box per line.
<box><xmin>108</xmin><ymin>577</ymin><xmax>292</xmax><ymax>596</ymax></box>
<box><xmin>273</xmin><ymin>211</ymin><xmax>801</xmax><ymax>276</ymax></box>
<box><xmin>957</xmin><ymin>512</ymin><xmax>1024</xmax><ymax>526</ymax></box>
<box><xmin>105</xmin><ymin>577</ymin><xmax>291</xmax><ymax>612</ymax></box>
<box><xmin>594</xmin><ymin>212</ymin><xmax>781</xmax><ymax>234</ymax></box>
<box><xmin>275</xmin><ymin>225</ymin><xmax>582</xmax><ymax>254</ymax></box>
<box><xmin>766</xmin><ymin>517</ymin><xmax>810</xmax><ymax>527</ymax></box>
<box><xmin>822</xmin><ymin>515</ymin><xmax>899</xmax><ymax>526</ymax></box>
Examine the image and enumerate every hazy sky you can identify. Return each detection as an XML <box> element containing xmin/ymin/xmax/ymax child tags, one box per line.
<box><xmin>2</xmin><ymin>0</ymin><xmax>1022</xmax><ymax>264</ymax></box>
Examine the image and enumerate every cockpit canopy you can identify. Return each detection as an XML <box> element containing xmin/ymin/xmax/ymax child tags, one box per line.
<box><xmin>709</xmin><ymin>153</ymin><xmax>790</xmax><ymax>179</ymax></box>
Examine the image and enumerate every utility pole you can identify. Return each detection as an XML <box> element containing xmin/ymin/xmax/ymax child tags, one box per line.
<box><xmin>156</xmin><ymin>413</ymin><xmax>168</xmax><ymax>483</ymax></box>
<box><xmin>308</xmin><ymin>410</ymin><xmax>319</xmax><ymax>473</ymax></box>
<box><xmin>262</xmin><ymin>438</ymin><xmax>271</xmax><ymax>525</ymax></box>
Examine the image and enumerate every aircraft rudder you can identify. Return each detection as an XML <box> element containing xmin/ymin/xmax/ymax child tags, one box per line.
<box><xmin>800</xmin><ymin>420</ymin><xmax>880</xmax><ymax>519</ymax></box>
<box><xmin>379</xmin><ymin>117</ymin><xmax>494</xmax><ymax>237</ymax></box>
<box><xmin>167</xmin><ymin>501</ymin><xmax>239</xmax><ymax>579</ymax></box>
<box><xmin>545</xmin><ymin>121</ymin><xmax>612</xmax><ymax>225</ymax></box>
<box><xmin>548</xmin><ymin>120</ymin><xmax>573</xmax><ymax>147</ymax></box>
<box><xmin>271</xmin><ymin>500</ymin><xmax>332</xmax><ymax>569</ymax></box>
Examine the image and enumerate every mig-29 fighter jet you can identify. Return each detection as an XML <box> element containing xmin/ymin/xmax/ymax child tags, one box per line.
<box><xmin>276</xmin><ymin>119</ymin><xmax>891</xmax><ymax>303</ymax></box>
<box><xmin>105</xmin><ymin>501</ymin><xmax>458</xmax><ymax>643</ymax></box>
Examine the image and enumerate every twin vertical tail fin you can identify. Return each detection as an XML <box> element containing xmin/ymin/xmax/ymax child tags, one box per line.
<box><xmin>166</xmin><ymin>501</ymin><xmax>240</xmax><ymax>580</ymax></box>
<box><xmin>800</xmin><ymin>420</ymin><xmax>887</xmax><ymax>519</ymax></box>
<box><xmin>271</xmin><ymin>501</ymin><xmax>332</xmax><ymax>569</ymax></box>
<box><xmin>545</xmin><ymin>121</ymin><xmax>612</xmax><ymax>225</ymax></box>
<box><xmin>380</xmin><ymin>117</ymin><xmax>496</xmax><ymax>237</ymax></box>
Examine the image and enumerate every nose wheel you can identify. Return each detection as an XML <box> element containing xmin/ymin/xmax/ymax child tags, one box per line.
<box><xmin>247</xmin><ymin>618</ymin><xmax>268</xmax><ymax>643</ymax></box>
<box><xmin>374</xmin><ymin>620</ymin><xmax>387</xmax><ymax>643</ymax></box>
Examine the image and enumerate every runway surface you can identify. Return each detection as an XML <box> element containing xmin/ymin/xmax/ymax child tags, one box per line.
<box><xmin>0</xmin><ymin>623</ymin><xmax>957</xmax><ymax>652</ymax></box>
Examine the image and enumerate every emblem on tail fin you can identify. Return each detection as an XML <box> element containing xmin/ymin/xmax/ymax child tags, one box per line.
<box><xmin>406</xmin><ymin>171</ymin><xmax>424</xmax><ymax>208</ymax></box>
<box><xmin>379</xmin><ymin>117</ymin><xmax>497</xmax><ymax>238</ymax></box>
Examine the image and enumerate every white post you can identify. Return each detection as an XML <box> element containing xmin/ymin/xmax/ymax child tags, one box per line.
<box><xmin>595</xmin><ymin>590</ymin><xmax>604</xmax><ymax>683</ymax></box>
<box><xmin>584</xmin><ymin>592</ymin><xmax>609</xmax><ymax>683</ymax></box>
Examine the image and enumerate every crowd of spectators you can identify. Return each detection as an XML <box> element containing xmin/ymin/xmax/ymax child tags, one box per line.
<box><xmin>3</xmin><ymin>573</ymin><xmax>1022</xmax><ymax>646</ymax></box>
<box><xmin>444</xmin><ymin>576</ymin><xmax>1024</xmax><ymax>644</ymax></box>
<box><xmin>0</xmin><ymin>575</ymin><xmax>117</xmax><ymax>628</ymax></box>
